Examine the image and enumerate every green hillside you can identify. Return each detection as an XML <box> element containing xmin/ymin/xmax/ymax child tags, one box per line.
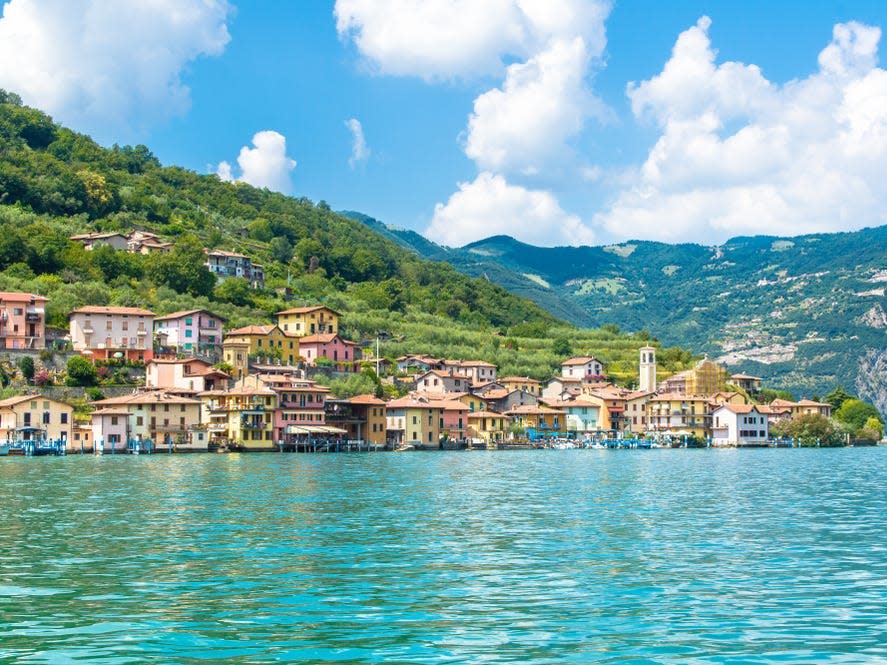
<box><xmin>0</xmin><ymin>90</ymin><xmax>696</xmax><ymax>384</ymax></box>
<box><xmin>352</xmin><ymin>212</ymin><xmax>887</xmax><ymax>412</ymax></box>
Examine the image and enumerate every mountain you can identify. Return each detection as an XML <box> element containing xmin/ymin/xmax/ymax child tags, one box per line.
<box><xmin>348</xmin><ymin>212</ymin><xmax>887</xmax><ymax>413</ymax></box>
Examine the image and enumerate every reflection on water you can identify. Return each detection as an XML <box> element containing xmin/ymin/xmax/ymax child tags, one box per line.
<box><xmin>1</xmin><ymin>449</ymin><xmax>886</xmax><ymax>663</ymax></box>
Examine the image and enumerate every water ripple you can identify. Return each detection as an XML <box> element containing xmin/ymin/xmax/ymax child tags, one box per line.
<box><xmin>1</xmin><ymin>448</ymin><xmax>886</xmax><ymax>662</ymax></box>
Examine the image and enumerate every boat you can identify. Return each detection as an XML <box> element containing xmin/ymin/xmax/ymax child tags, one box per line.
<box><xmin>0</xmin><ymin>443</ymin><xmax>9</xmax><ymax>456</ymax></box>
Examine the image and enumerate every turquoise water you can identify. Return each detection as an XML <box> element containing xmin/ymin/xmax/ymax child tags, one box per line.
<box><xmin>1</xmin><ymin>448</ymin><xmax>886</xmax><ymax>663</ymax></box>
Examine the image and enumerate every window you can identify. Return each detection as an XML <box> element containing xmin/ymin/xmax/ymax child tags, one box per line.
<box><xmin>111</xmin><ymin>416</ymin><xmax>118</xmax><ymax>425</ymax></box>
<box><xmin>185</xmin><ymin>329</ymin><xmax>193</xmax><ymax>338</ymax></box>
<box><xmin>43</xmin><ymin>412</ymin><xmax>50</xmax><ymax>424</ymax></box>
<box><xmin>122</xmin><ymin>320</ymin><xmax>128</xmax><ymax>331</ymax></box>
<box><xmin>61</xmin><ymin>413</ymin><xmax>68</xmax><ymax>424</ymax></box>
<box><xmin>13</xmin><ymin>307</ymin><xmax>22</xmax><ymax>316</ymax></box>
<box><xmin>137</xmin><ymin>416</ymin><xmax>143</xmax><ymax>426</ymax></box>
<box><xmin>106</xmin><ymin>319</ymin><xmax>113</xmax><ymax>330</ymax></box>
<box><xmin>185</xmin><ymin>318</ymin><xmax>192</xmax><ymax>326</ymax></box>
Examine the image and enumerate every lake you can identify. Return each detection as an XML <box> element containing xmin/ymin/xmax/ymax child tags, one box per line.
<box><xmin>1</xmin><ymin>448</ymin><xmax>885</xmax><ymax>663</ymax></box>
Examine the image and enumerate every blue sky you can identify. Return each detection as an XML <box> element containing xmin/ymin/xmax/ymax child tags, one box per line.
<box><xmin>1</xmin><ymin>1</ymin><xmax>887</xmax><ymax>247</ymax></box>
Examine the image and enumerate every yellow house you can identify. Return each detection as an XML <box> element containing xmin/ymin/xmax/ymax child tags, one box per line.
<box><xmin>0</xmin><ymin>395</ymin><xmax>74</xmax><ymax>443</ymax></box>
<box><xmin>199</xmin><ymin>386</ymin><xmax>277</xmax><ymax>451</ymax></box>
<box><xmin>583</xmin><ymin>386</ymin><xmax>629</xmax><ymax>434</ymax></box>
<box><xmin>456</xmin><ymin>392</ymin><xmax>489</xmax><ymax>413</ymax></box>
<box><xmin>625</xmin><ymin>390</ymin><xmax>655</xmax><ymax>435</ymax></box>
<box><xmin>385</xmin><ymin>396</ymin><xmax>445</xmax><ymax>450</ymax></box>
<box><xmin>224</xmin><ymin>324</ymin><xmax>299</xmax><ymax>366</ymax></box>
<box><xmin>275</xmin><ymin>306</ymin><xmax>339</xmax><ymax>337</ymax></box>
<box><xmin>646</xmin><ymin>393</ymin><xmax>712</xmax><ymax>439</ymax></box>
<box><xmin>222</xmin><ymin>338</ymin><xmax>250</xmax><ymax>380</ymax></box>
<box><xmin>500</xmin><ymin>376</ymin><xmax>542</xmax><ymax>396</ymax></box>
<box><xmin>467</xmin><ymin>410</ymin><xmax>507</xmax><ymax>446</ymax></box>
<box><xmin>504</xmin><ymin>405</ymin><xmax>565</xmax><ymax>437</ymax></box>
<box><xmin>659</xmin><ymin>358</ymin><xmax>729</xmax><ymax>395</ymax></box>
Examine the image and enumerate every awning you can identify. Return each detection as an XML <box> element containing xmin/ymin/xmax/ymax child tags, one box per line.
<box><xmin>285</xmin><ymin>425</ymin><xmax>349</xmax><ymax>435</ymax></box>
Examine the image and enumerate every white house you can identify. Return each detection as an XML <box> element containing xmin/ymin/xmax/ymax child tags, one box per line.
<box><xmin>561</xmin><ymin>356</ymin><xmax>605</xmax><ymax>380</ymax></box>
<box><xmin>712</xmin><ymin>404</ymin><xmax>769</xmax><ymax>447</ymax></box>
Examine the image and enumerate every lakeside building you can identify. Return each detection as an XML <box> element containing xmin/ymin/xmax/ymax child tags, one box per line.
<box><xmin>0</xmin><ymin>292</ymin><xmax>47</xmax><ymax>350</ymax></box>
<box><xmin>539</xmin><ymin>398</ymin><xmax>601</xmax><ymax>435</ymax></box>
<box><xmin>440</xmin><ymin>400</ymin><xmax>469</xmax><ymax>441</ymax></box>
<box><xmin>200</xmin><ymin>385</ymin><xmax>277</xmax><ymax>451</ymax></box>
<box><xmin>153</xmin><ymin>309</ymin><xmax>225</xmax><ymax>356</ymax></box>
<box><xmin>238</xmin><ymin>374</ymin><xmax>331</xmax><ymax>444</ymax></box>
<box><xmin>205</xmin><ymin>249</ymin><xmax>265</xmax><ymax>289</ymax></box>
<box><xmin>504</xmin><ymin>405</ymin><xmax>566</xmax><ymax>440</ymax></box>
<box><xmin>325</xmin><ymin>395</ymin><xmax>387</xmax><ymax>445</ymax></box>
<box><xmin>466</xmin><ymin>410</ymin><xmax>507</xmax><ymax>445</ymax></box>
<box><xmin>625</xmin><ymin>391</ymin><xmax>655</xmax><ymax>435</ymax></box>
<box><xmin>769</xmin><ymin>398</ymin><xmax>833</xmax><ymax>419</ymax></box>
<box><xmin>639</xmin><ymin>346</ymin><xmax>657</xmax><ymax>393</ymax></box>
<box><xmin>0</xmin><ymin>395</ymin><xmax>73</xmax><ymax>444</ymax></box>
<box><xmin>92</xmin><ymin>391</ymin><xmax>205</xmax><ymax>451</ymax></box>
<box><xmin>90</xmin><ymin>408</ymin><xmax>132</xmax><ymax>453</ymax></box>
<box><xmin>480</xmin><ymin>388</ymin><xmax>540</xmax><ymax>414</ymax></box>
<box><xmin>646</xmin><ymin>393</ymin><xmax>712</xmax><ymax>439</ymax></box>
<box><xmin>275</xmin><ymin>306</ymin><xmax>339</xmax><ymax>337</ymax></box>
<box><xmin>584</xmin><ymin>386</ymin><xmax>631</xmax><ymax>434</ymax></box>
<box><xmin>69</xmin><ymin>305</ymin><xmax>154</xmax><ymax>362</ymax></box>
<box><xmin>712</xmin><ymin>404</ymin><xmax>770</xmax><ymax>447</ymax></box>
<box><xmin>386</xmin><ymin>396</ymin><xmax>447</xmax><ymax>449</ymax></box>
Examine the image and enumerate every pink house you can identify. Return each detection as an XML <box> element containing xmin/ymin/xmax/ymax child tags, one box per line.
<box><xmin>0</xmin><ymin>292</ymin><xmax>48</xmax><ymax>349</ymax></box>
<box><xmin>91</xmin><ymin>407</ymin><xmax>130</xmax><ymax>453</ymax></box>
<box><xmin>145</xmin><ymin>358</ymin><xmax>230</xmax><ymax>393</ymax></box>
<box><xmin>69</xmin><ymin>305</ymin><xmax>155</xmax><ymax>362</ymax></box>
<box><xmin>440</xmin><ymin>400</ymin><xmax>469</xmax><ymax>441</ymax></box>
<box><xmin>153</xmin><ymin>309</ymin><xmax>225</xmax><ymax>355</ymax></box>
<box><xmin>298</xmin><ymin>333</ymin><xmax>361</xmax><ymax>372</ymax></box>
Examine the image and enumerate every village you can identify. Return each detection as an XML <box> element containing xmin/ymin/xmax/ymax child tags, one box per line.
<box><xmin>0</xmin><ymin>278</ymin><xmax>836</xmax><ymax>455</ymax></box>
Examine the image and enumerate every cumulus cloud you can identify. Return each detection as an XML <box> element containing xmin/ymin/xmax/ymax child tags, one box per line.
<box><xmin>594</xmin><ymin>18</ymin><xmax>887</xmax><ymax>243</ymax></box>
<box><xmin>0</xmin><ymin>0</ymin><xmax>231</xmax><ymax>142</ymax></box>
<box><xmin>217</xmin><ymin>131</ymin><xmax>297</xmax><ymax>194</ymax></box>
<box><xmin>345</xmin><ymin>118</ymin><xmax>370</xmax><ymax>168</ymax></box>
<box><xmin>426</xmin><ymin>172</ymin><xmax>595</xmax><ymax>248</ymax></box>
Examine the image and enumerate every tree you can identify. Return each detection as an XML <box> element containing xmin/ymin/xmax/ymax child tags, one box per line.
<box><xmin>859</xmin><ymin>417</ymin><xmax>884</xmax><ymax>441</ymax></box>
<box><xmin>17</xmin><ymin>356</ymin><xmax>34</xmax><ymax>383</ymax></box>
<box><xmin>834</xmin><ymin>399</ymin><xmax>883</xmax><ymax>433</ymax></box>
<box><xmin>269</xmin><ymin>236</ymin><xmax>293</xmax><ymax>264</ymax></box>
<box><xmin>146</xmin><ymin>235</ymin><xmax>215</xmax><ymax>297</ymax></box>
<box><xmin>775</xmin><ymin>413</ymin><xmax>843</xmax><ymax>447</ymax></box>
<box><xmin>214</xmin><ymin>277</ymin><xmax>253</xmax><ymax>306</ymax></box>
<box><xmin>551</xmin><ymin>336</ymin><xmax>572</xmax><ymax>357</ymax></box>
<box><xmin>824</xmin><ymin>386</ymin><xmax>854</xmax><ymax>409</ymax></box>
<box><xmin>65</xmin><ymin>355</ymin><xmax>98</xmax><ymax>387</ymax></box>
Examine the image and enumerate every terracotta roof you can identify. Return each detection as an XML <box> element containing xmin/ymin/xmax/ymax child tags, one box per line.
<box><xmin>757</xmin><ymin>405</ymin><xmax>791</xmax><ymax>415</ymax></box>
<box><xmin>347</xmin><ymin>394</ymin><xmax>386</xmax><ymax>406</ymax></box>
<box><xmin>500</xmin><ymin>376</ymin><xmax>541</xmax><ymax>384</ymax></box>
<box><xmin>206</xmin><ymin>249</ymin><xmax>249</xmax><ymax>258</ymax></box>
<box><xmin>276</xmin><ymin>305</ymin><xmax>340</xmax><ymax>316</ymax></box>
<box><xmin>70</xmin><ymin>306</ymin><xmax>154</xmax><ymax>316</ymax></box>
<box><xmin>91</xmin><ymin>408</ymin><xmax>131</xmax><ymax>416</ymax></box>
<box><xmin>0</xmin><ymin>394</ymin><xmax>70</xmax><ymax>408</ymax></box>
<box><xmin>730</xmin><ymin>373</ymin><xmax>762</xmax><ymax>381</ymax></box>
<box><xmin>714</xmin><ymin>403</ymin><xmax>758</xmax><ymax>414</ymax></box>
<box><xmin>481</xmin><ymin>389</ymin><xmax>510</xmax><ymax>399</ymax></box>
<box><xmin>467</xmin><ymin>410</ymin><xmax>505</xmax><ymax>419</ymax></box>
<box><xmin>154</xmin><ymin>309</ymin><xmax>225</xmax><ymax>322</ymax></box>
<box><xmin>440</xmin><ymin>400</ymin><xmax>469</xmax><ymax>411</ymax></box>
<box><xmin>450</xmin><ymin>360</ymin><xmax>496</xmax><ymax>367</ymax></box>
<box><xmin>797</xmin><ymin>399</ymin><xmax>831</xmax><ymax>407</ymax></box>
<box><xmin>0</xmin><ymin>292</ymin><xmax>47</xmax><ymax>302</ymax></box>
<box><xmin>562</xmin><ymin>356</ymin><xmax>601</xmax><ymax>366</ymax></box>
<box><xmin>148</xmin><ymin>358</ymin><xmax>212</xmax><ymax>366</ymax></box>
<box><xmin>649</xmin><ymin>392</ymin><xmax>710</xmax><ymax>402</ymax></box>
<box><xmin>504</xmin><ymin>405</ymin><xmax>564</xmax><ymax>416</ymax></box>
<box><xmin>226</xmin><ymin>324</ymin><xmax>277</xmax><ymax>336</ymax></box>
<box><xmin>386</xmin><ymin>397</ymin><xmax>451</xmax><ymax>409</ymax></box>
<box><xmin>94</xmin><ymin>391</ymin><xmax>202</xmax><ymax>406</ymax></box>
<box><xmin>418</xmin><ymin>369</ymin><xmax>471</xmax><ymax>380</ymax></box>
<box><xmin>300</xmin><ymin>333</ymin><xmax>357</xmax><ymax>345</ymax></box>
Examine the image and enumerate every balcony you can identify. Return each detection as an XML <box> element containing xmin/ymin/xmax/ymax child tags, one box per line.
<box><xmin>241</xmin><ymin>416</ymin><xmax>265</xmax><ymax>429</ymax></box>
<box><xmin>137</xmin><ymin>329</ymin><xmax>148</xmax><ymax>336</ymax></box>
<box><xmin>26</xmin><ymin>313</ymin><xmax>40</xmax><ymax>322</ymax></box>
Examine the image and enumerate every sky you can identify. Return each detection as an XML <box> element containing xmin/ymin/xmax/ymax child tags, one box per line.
<box><xmin>1</xmin><ymin>0</ymin><xmax>887</xmax><ymax>248</ymax></box>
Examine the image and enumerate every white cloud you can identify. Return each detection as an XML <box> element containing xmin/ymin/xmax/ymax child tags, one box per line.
<box><xmin>0</xmin><ymin>0</ymin><xmax>231</xmax><ymax>142</ymax></box>
<box><xmin>216</xmin><ymin>131</ymin><xmax>297</xmax><ymax>194</ymax></box>
<box><xmin>595</xmin><ymin>18</ymin><xmax>887</xmax><ymax>243</ymax></box>
<box><xmin>345</xmin><ymin>118</ymin><xmax>370</xmax><ymax>168</ymax></box>
<box><xmin>426</xmin><ymin>172</ymin><xmax>595</xmax><ymax>247</ymax></box>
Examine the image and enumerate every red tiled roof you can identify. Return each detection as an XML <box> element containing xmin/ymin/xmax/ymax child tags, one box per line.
<box><xmin>276</xmin><ymin>305</ymin><xmax>341</xmax><ymax>316</ymax></box>
<box><xmin>70</xmin><ymin>306</ymin><xmax>154</xmax><ymax>316</ymax></box>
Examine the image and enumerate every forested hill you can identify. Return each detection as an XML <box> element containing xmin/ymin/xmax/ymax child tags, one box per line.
<box><xmin>0</xmin><ymin>90</ymin><xmax>697</xmax><ymax>382</ymax></box>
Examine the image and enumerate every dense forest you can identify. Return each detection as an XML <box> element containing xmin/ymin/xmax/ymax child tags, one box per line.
<box><xmin>0</xmin><ymin>90</ymin><xmax>697</xmax><ymax>383</ymax></box>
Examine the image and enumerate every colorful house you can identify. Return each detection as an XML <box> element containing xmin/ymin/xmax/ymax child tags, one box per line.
<box><xmin>646</xmin><ymin>393</ymin><xmax>712</xmax><ymax>439</ymax></box>
<box><xmin>153</xmin><ymin>309</ymin><xmax>225</xmax><ymax>354</ymax></box>
<box><xmin>90</xmin><ymin>407</ymin><xmax>131</xmax><ymax>453</ymax></box>
<box><xmin>540</xmin><ymin>397</ymin><xmax>601</xmax><ymax>434</ymax></box>
<box><xmin>92</xmin><ymin>391</ymin><xmax>205</xmax><ymax>451</ymax></box>
<box><xmin>467</xmin><ymin>410</ymin><xmax>507</xmax><ymax>446</ymax></box>
<box><xmin>298</xmin><ymin>333</ymin><xmax>360</xmax><ymax>372</ymax></box>
<box><xmin>500</xmin><ymin>376</ymin><xmax>542</xmax><ymax>397</ymax></box>
<box><xmin>326</xmin><ymin>394</ymin><xmax>387</xmax><ymax>445</ymax></box>
<box><xmin>224</xmin><ymin>324</ymin><xmax>299</xmax><ymax>366</ymax></box>
<box><xmin>0</xmin><ymin>395</ymin><xmax>74</xmax><ymax>444</ymax></box>
<box><xmin>504</xmin><ymin>405</ymin><xmax>565</xmax><ymax>439</ymax></box>
<box><xmin>412</xmin><ymin>369</ymin><xmax>472</xmax><ymax>394</ymax></box>
<box><xmin>729</xmin><ymin>373</ymin><xmax>763</xmax><ymax>393</ymax></box>
<box><xmin>199</xmin><ymin>385</ymin><xmax>277</xmax><ymax>451</ymax></box>
<box><xmin>0</xmin><ymin>292</ymin><xmax>48</xmax><ymax>349</ymax></box>
<box><xmin>440</xmin><ymin>400</ymin><xmax>469</xmax><ymax>441</ymax></box>
<box><xmin>385</xmin><ymin>396</ymin><xmax>446</xmax><ymax>449</ymax></box>
<box><xmin>712</xmin><ymin>404</ymin><xmax>770</xmax><ymax>447</ymax></box>
<box><xmin>242</xmin><ymin>374</ymin><xmax>331</xmax><ymax>443</ymax></box>
<box><xmin>625</xmin><ymin>390</ymin><xmax>655</xmax><ymax>435</ymax></box>
<box><xmin>205</xmin><ymin>249</ymin><xmax>265</xmax><ymax>288</ymax></box>
<box><xmin>769</xmin><ymin>398</ymin><xmax>833</xmax><ymax>419</ymax></box>
<box><xmin>221</xmin><ymin>338</ymin><xmax>250</xmax><ymax>381</ymax></box>
<box><xmin>441</xmin><ymin>359</ymin><xmax>497</xmax><ymax>385</ymax></box>
<box><xmin>275</xmin><ymin>306</ymin><xmax>339</xmax><ymax>337</ymax></box>
<box><xmin>481</xmin><ymin>388</ymin><xmax>539</xmax><ymax>414</ymax></box>
<box><xmin>69</xmin><ymin>305</ymin><xmax>154</xmax><ymax>362</ymax></box>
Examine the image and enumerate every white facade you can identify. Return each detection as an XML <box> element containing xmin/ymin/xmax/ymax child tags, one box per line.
<box><xmin>561</xmin><ymin>357</ymin><xmax>604</xmax><ymax>379</ymax></box>
<box><xmin>69</xmin><ymin>306</ymin><xmax>154</xmax><ymax>360</ymax></box>
<box><xmin>712</xmin><ymin>405</ymin><xmax>769</xmax><ymax>446</ymax></box>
